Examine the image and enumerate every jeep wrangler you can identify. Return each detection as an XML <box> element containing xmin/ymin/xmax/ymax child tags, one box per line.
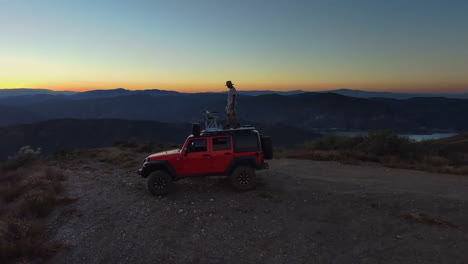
<box><xmin>138</xmin><ymin>122</ymin><xmax>273</xmax><ymax>196</ymax></box>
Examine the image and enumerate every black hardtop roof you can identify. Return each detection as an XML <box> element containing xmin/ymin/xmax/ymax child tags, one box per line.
<box><xmin>202</xmin><ymin>129</ymin><xmax>259</xmax><ymax>137</ymax></box>
<box><xmin>187</xmin><ymin>128</ymin><xmax>259</xmax><ymax>138</ymax></box>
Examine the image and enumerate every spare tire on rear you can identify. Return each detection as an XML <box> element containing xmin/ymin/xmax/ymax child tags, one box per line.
<box><xmin>261</xmin><ymin>136</ymin><xmax>273</xmax><ymax>160</ymax></box>
<box><xmin>192</xmin><ymin>123</ymin><xmax>201</xmax><ymax>137</ymax></box>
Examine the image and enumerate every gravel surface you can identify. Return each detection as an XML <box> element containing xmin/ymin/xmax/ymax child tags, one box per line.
<box><xmin>48</xmin><ymin>158</ymin><xmax>468</xmax><ymax>264</ymax></box>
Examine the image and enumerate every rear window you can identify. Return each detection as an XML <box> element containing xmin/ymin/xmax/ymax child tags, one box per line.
<box><xmin>234</xmin><ymin>133</ymin><xmax>259</xmax><ymax>152</ymax></box>
<box><xmin>212</xmin><ymin>137</ymin><xmax>231</xmax><ymax>151</ymax></box>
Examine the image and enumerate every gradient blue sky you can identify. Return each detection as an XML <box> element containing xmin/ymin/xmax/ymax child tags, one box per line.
<box><xmin>1</xmin><ymin>0</ymin><xmax>467</xmax><ymax>92</ymax></box>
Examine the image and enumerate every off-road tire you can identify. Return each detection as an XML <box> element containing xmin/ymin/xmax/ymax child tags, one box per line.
<box><xmin>229</xmin><ymin>166</ymin><xmax>256</xmax><ymax>191</ymax></box>
<box><xmin>147</xmin><ymin>170</ymin><xmax>174</xmax><ymax>196</ymax></box>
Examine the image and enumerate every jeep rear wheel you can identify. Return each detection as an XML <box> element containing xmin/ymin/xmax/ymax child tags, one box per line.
<box><xmin>229</xmin><ymin>166</ymin><xmax>256</xmax><ymax>191</ymax></box>
<box><xmin>147</xmin><ymin>170</ymin><xmax>173</xmax><ymax>196</ymax></box>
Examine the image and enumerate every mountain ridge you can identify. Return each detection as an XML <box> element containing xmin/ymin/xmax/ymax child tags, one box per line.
<box><xmin>2</xmin><ymin>88</ymin><xmax>468</xmax><ymax>99</ymax></box>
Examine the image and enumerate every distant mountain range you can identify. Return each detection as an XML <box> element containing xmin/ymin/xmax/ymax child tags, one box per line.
<box><xmin>0</xmin><ymin>119</ymin><xmax>319</xmax><ymax>161</ymax></box>
<box><xmin>0</xmin><ymin>88</ymin><xmax>76</xmax><ymax>97</ymax></box>
<box><xmin>323</xmin><ymin>89</ymin><xmax>468</xmax><ymax>99</ymax></box>
<box><xmin>1</xmin><ymin>91</ymin><xmax>468</xmax><ymax>132</ymax></box>
<box><xmin>1</xmin><ymin>88</ymin><xmax>467</xmax><ymax>99</ymax></box>
<box><xmin>1</xmin><ymin>88</ymin><xmax>468</xmax><ymax>160</ymax></box>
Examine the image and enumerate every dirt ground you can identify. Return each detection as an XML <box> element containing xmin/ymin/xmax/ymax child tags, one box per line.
<box><xmin>47</xmin><ymin>156</ymin><xmax>468</xmax><ymax>264</ymax></box>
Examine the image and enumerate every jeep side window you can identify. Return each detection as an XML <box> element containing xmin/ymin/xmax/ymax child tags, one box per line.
<box><xmin>234</xmin><ymin>134</ymin><xmax>259</xmax><ymax>152</ymax></box>
<box><xmin>187</xmin><ymin>139</ymin><xmax>207</xmax><ymax>153</ymax></box>
<box><xmin>212</xmin><ymin>137</ymin><xmax>231</xmax><ymax>151</ymax></box>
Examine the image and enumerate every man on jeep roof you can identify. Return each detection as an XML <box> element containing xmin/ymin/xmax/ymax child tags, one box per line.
<box><xmin>225</xmin><ymin>80</ymin><xmax>240</xmax><ymax>129</ymax></box>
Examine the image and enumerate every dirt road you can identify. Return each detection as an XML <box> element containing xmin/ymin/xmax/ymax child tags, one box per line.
<box><xmin>48</xmin><ymin>158</ymin><xmax>468</xmax><ymax>264</ymax></box>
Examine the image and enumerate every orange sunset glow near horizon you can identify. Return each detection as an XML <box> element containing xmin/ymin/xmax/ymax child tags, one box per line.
<box><xmin>1</xmin><ymin>0</ymin><xmax>468</xmax><ymax>94</ymax></box>
<box><xmin>1</xmin><ymin>81</ymin><xmax>468</xmax><ymax>94</ymax></box>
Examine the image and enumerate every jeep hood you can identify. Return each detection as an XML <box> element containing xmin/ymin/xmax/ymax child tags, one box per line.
<box><xmin>147</xmin><ymin>149</ymin><xmax>180</xmax><ymax>160</ymax></box>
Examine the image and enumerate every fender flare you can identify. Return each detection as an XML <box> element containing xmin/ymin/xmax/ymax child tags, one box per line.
<box><xmin>142</xmin><ymin>161</ymin><xmax>177</xmax><ymax>179</ymax></box>
<box><xmin>226</xmin><ymin>156</ymin><xmax>258</xmax><ymax>176</ymax></box>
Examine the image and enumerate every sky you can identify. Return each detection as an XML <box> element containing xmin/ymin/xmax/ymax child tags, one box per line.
<box><xmin>1</xmin><ymin>0</ymin><xmax>467</xmax><ymax>93</ymax></box>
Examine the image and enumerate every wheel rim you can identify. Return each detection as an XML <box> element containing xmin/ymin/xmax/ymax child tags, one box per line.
<box><xmin>238</xmin><ymin>170</ymin><xmax>250</xmax><ymax>185</ymax></box>
<box><xmin>154</xmin><ymin>176</ymin><xmax>167</xmax><ymax>190</ymax></box>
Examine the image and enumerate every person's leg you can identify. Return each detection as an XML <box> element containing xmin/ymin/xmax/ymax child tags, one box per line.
<box><xmin>233</xmin><ymin>111</ymin><xmax>240</xmax><ymax>128</ymax></box>
<box><xmin>226</xmin><ymin>113</ymin><xmax>231</xmax><ymax>128</ymax></box>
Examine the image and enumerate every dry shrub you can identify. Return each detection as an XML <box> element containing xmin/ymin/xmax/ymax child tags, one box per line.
<box><xmin>113</xmin><ymin>140</ymin><xmax>179</xmax><ymax>154</ymax></box>
<box><xmin>423</xmin><ymin>156</ymin><xmax>451</xmax><ymax>167</ymax></box>
<box><xmin>0</xmin><ymin>219</ymin><xmax>59</xmax><ymax>261</ymax></box>
<box><xmin>382</xmin><ymin>156</ymin><xmax>468</xmax><ymax>175</ymax></box>
<box><xmin>99</xmin><ymin>148</ymin><xmax>139</xmax><ymax>168</ymax></box>
<box><xmin>64</xmin><ymin>147</ymin><xmax>138</xmax><ymax>168</ymax></box>
<box><xmin>293</xmin><ymin>132</ymin><xmax>468</xmax><ymax>175</ymax></box>
<box><xmin>0</xmin><ymin>147</ymin><xmax>67</xmax><ymax>263</ymax></box>
<box><xmin>401</xmin><ymin>213</ymin><xmax>457</xmax><ymax>228</ymax></box>
<box><xmin>2</xmin><ymin>146</ymin><xmax>41</xmax><ymax>171</ymax></box>
<box><xmin>286</xmin><ymin>150</ymin><xmax>364</xmax><ymax>165</ymax></box>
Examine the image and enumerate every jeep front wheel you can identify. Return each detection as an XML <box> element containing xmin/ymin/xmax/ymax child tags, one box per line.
<box><xmin>229</xmin><ymin>166</ymin><xmax>256</xmax><ymax>191</ymax></box>
<box><xmin>147</xmin><ymin>170</ymin><xmax>173</xmax><ymax>196</ymax></box>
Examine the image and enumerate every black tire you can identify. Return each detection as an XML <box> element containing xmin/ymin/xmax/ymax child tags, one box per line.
<box><xmin>147</xmin><ymin>170</ymin><xmax>174</xmax><ymax>196</ymax></box>
<box><xmin>192</xmin><ymin>123</ymin><xmax>201</xmax><ymax>137</ymax></box>
<box><xmin>261</xmin><ymin>136</ymin><xmax>273</xmax><ymax>160</ymax></box>
<box><xmin>229</xmin><ymin>166</ymin><xmax>256</xmax><ymax>191</ymax></box>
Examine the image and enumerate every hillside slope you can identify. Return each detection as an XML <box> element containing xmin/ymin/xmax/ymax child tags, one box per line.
<box><xmin>0</xmin><ymin>119</ymin><xmax>318</xmax><ymax>160</ymax></box>
<box><xmin>0</xmin><ymin>105</ymin><xmax>42</xmax><ymax>126</ymax></box>
<box><xmin>2</xmin><ymin>93</ymin><xmax>420</xmax><ymax>131</ymax></box>
<box><xmin>2</xmin><ymin>92</ymin><xmax>468</xmax><ymax>132</ymax></box>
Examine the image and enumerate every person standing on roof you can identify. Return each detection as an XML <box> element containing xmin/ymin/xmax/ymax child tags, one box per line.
<box><xmin>225</xmin><ymin>80</ymin><xmax>240</xmax><ymax>129</ymax></box>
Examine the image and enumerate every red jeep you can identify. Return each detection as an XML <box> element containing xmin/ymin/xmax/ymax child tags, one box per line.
<box><xmin>138</xmin><ymin>125</ymin><xmax>272</xmax><ymax>196</ymax></box>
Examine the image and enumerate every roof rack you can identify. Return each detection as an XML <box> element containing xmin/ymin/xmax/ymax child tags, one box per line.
<box><xmin>203</xmin><ymin>110</ymin><xmax>256</xmax><ymax>133</ymax></box>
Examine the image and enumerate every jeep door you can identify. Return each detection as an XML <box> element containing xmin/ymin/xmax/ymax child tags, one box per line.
<box><xmin>182</xmin><ymin>138</ymin><xmax>212</xmax><ymax>175</ymax></box>
<box><xmin>210</xmin><ymin>136</ymin><xmax>234</xmax><ymax>174</ymax></box>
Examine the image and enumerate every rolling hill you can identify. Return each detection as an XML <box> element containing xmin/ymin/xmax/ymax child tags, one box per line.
<box><xmin>0</xmin><ymin>93</ymin><xmax>420</xmax><ymax>131</ymax></box>
<box><xmin>1</xmin><ymin>91</ymin><xmax>468</xmax><ymax>132</ymax></box>
<box><xmin>0</xmin><ymin>119</ymin><xmax>319</xmax><ymax>161</ymax></box>
<box><xmin>0</xmin><ymin>105</ymin><xmax>42</xmax><ymax>126</ymax></box>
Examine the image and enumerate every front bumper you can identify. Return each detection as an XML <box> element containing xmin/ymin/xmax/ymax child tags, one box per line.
<box><xmin>138</xmin><ymin>167</ymin><xmax>149</xmax><ymax>178</ymax></box>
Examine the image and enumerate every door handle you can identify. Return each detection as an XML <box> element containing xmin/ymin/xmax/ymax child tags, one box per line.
<box><xmin>224</xmin><ymin>152</ymin><xmax>232</xmax><ymax>155</ymax></box>
<box><xmin>202</xmin><ymin>154</ymin><xmax>211</xmax><ymax>158</ymax></box>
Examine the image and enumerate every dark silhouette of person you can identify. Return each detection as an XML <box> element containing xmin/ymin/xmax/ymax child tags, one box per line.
<box><xmin>225</xmin><ymin>80</ymin><xmax>240</xmax><ymax>129</ymax></box>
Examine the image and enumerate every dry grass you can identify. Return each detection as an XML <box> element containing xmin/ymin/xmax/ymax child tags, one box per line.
<box><xmin>56</xmin><ymin>147</ymin><xmax>140</xmax><ymax>169</ymax></box>
<box><xmin>284</xmin><ymin>150</ymin><xmax>366</xmax><ymax>165</ymax></box>
<box><xmin>54</xmin><ymin>141</ymin><xmax>179</xmax><ymax>170</ymax></box>
<box><xmin>287</xmin><ymin>149</ymin><xmax>468</xmax><ymax>175</ymax></box>
<box><xmin>381</xmin><ymin>156</ymin><xmax>468</xmax><ymax>175</ymax></box>
<box><xmin>0</xmin><ymin>149</ymin><xmax>67</xmax><ymax>263</ymax></box>
<box><xmin>287</xmin><ymin>132</ymin><xmax>468</xmax><ymax>176</ymax></box>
